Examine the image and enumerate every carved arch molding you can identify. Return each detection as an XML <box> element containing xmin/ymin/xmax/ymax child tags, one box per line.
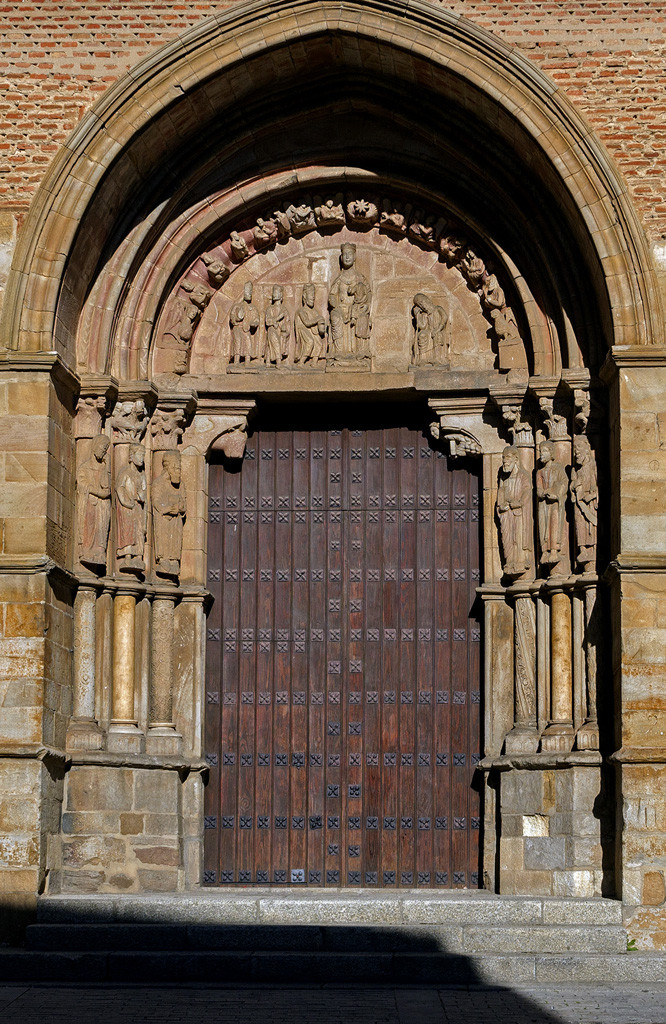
<box><xmin>6</xmin><ymin>0</ymin><xmax>655</xmax><ymax>892</ymax></box>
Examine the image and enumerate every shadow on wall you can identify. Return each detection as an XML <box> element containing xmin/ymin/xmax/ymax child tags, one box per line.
<box><xmin>0</xmin><ymin>898</ymin><xmax>570</xmax><ymax>1023</ymax></box>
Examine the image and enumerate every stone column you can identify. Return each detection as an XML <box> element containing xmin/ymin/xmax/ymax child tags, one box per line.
<box><xmin>504</xmin><ymin>586</ymin><xmax>539</xmax><ymax>752</ymax></box>
<box><xmin>147</xmin><ymin>593</ymin><xmax>181</xmax><ymax>754</ymax></box>
<box><xmin>66</xmin><ymin>584</ymin><xmax>103</xmax><ymax>750</ymax></box>
<box><xmin>577</xmin><ymin>580</ymin><xmax>600</xmax><ymax>749</ymax></box>
<box><xmin>107</xmin><ymin>588</ymin><xmax>142</xmax><ymax>752</ymax></box>
<box><xmin>541</xmin><ymin>585</ymin><xmax>575</xmax><ymax>751</ymax></box>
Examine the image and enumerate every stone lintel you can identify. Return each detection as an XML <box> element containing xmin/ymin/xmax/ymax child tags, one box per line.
<box><xmin>187</xmin><ymin>369</ymin><xmax>503</xmax><ymax>397</ymax></box>
<box><xmin>479</xmin><ymin>751</ymin><xmax>603</xmax><ymax>772</ymax></box>
<box><xmin>67</xmin><ymin>750</ymin><xmax>207</xmax><ymax>776</ymax></box>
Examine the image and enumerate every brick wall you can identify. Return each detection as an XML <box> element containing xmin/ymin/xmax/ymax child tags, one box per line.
<box><xmin>0</xmin><ymin>0</ymin><xmax>665</xmax><ymax>246</ymax></box>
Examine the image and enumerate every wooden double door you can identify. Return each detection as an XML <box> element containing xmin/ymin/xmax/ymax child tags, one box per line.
<box><xmin>204</xmin><ymin>411</ymin><xmax>482</xmax><ymax>887</ymax></box>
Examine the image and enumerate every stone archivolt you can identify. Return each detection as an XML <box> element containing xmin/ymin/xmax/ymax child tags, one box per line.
<box><xmin>156</xmin><ymin>192</ymin><xmax>524</xmax><ymax>378</ymax></box>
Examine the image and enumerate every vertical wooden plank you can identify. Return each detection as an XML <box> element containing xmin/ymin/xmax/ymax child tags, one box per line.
<box><xmin>219</xmin><ymin>444</ymin><xmax>242</xmax><ymax>885</ymax></box>
<box><xmin>468</xmin><ymin>463</ymin><xmax>482</xmax><ymax>887</ymax></box>
<box><xmin>416</xmin><ymin>425</ymin><xmax>435</xmax><ymax>886</ymax></box>
<box><xmin>380</xmin><ymin>419</ymin><xmax>400</xmax><ymax>888</ymax></box>
<box><xmin>327</xmin><ymin>427</ymin><xmax>345</xmax><ymax>886</ymax></box>
<box><xmin>288</xmin><ymin>431</ymin><xmax>308</xmax><ymax>884</ymax></box>
<box><xmin>272</xmin><ymin>428</ymin><xmax>291</xmax><ymax>886</ymax></box>
<box><xmin>203</xmin><ymin>462</ymin><xmax>223</xmax><ymax>884</ymax></box>
<box><xmin>255</xmin><ymin>426</ymin><xmax>275</xmax><ymax>884</ymax></box>
<box><xmin>451</xmin><ymin>460</ymin><xmax>470</xmax><ymax>887</ymax></box>
<box><xmin>237</xmin><ymin>423</ymin><xmax>258</xmax><ymax>883</ymax></box>
<box><xmin>433</xmin><ymin>443</ymin><xmax>452</xmax><ymax>887</ymax></box>
<box><xmin>398</xmin><ymin>426</ymin><xmax>417</xmax><ymax>887</ymax></box>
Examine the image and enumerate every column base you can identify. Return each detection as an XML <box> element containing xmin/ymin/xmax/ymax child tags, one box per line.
<box><xmin>107</xmin><ymin>723</ymin><xmax>144</xmax><ymax>754</ymax></box>
<box><xmin>540</xmin><ymin>722</ymin><xmax>575</xmax><ymax>753</ymax></box>
<box><xmin>576</xmin><ymin>721</ymin><xmax>600</xmax><ymax>750</ymax></box>
<box><xmin>145</xmin><ymin>727</ymin><xmax>183</xmax><ymax>755</ymax></box>
<box><xmin>66</xmin><ymin>718</ymin><xmax>104</xmax><ymax>752</ymax></box>
<box><xmin>504</xmin><ymin>725</ymin><xmax>540</xmax><ymax>754</ymax></box>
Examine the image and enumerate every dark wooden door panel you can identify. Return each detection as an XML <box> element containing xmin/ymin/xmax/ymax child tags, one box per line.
<box><xmin>204</xmin><ymin>416</ymin><xmax>481</xmax><ymax>888</ymax></box>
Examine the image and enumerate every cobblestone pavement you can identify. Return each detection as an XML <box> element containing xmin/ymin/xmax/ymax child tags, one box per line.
<box><xmin>0</xmin><ymin>984</ymin><xmax>665</xmax><ymax>1023</ymax></box>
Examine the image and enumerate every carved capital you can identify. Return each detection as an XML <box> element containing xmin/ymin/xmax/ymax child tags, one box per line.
<box><xmin>109</xmin><ymin>383</ymin><xmax>157</xmax><ymax>443</ymax></box>
<box><xmin>151</xmin><ymin>391</ymin><xmax>197</xmax><ymax>451</ymax></box>
<box><xmin>76</xmin><ymin>375</ymin><xmax>118</xmax><ymax>439</ymax></box>
<box><xmin>538</xmin><ymin>396</ymin><xmax>569</xmax><ymax>441</ymax></box>
<box><xmin>489</xmin><ymin>385</ymin><xmax>532</xmax><ymax>447</ymax></box>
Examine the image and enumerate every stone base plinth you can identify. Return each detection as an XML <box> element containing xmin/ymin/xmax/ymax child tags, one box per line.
<box><xmin>66</xmin><ymin>719</ymin><xmax>104</xmax><ymax>752</ymax></box>
<box><xmin>145</xmin><ymin>728</ymin><xmax>182</xmax><ymax>756</ymax></box>
<box><xmin>107</xmin><ymin>725</ymin><xmax>144</xmax><ymax>754</ymax></box>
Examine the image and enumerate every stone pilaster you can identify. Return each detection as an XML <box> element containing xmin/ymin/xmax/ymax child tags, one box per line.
<box><xmin>66</xmin><ymin>584</ymin><xmax>103</xmax><ymax>750</ymax></box>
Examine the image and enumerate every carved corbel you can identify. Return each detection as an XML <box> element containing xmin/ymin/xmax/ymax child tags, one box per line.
<box><xmin>185</xmin><ymin>398</ymin><xmax>257</xmax><ymax>460</ymax></box>
<box><xmin>429</xmin><ymin>423</ymin><xmax>482</xmax><ymax>459</ymax></box>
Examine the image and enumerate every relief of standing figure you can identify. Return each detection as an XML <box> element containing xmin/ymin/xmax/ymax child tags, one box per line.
<box><xmin>536</xmin><ymin>440</ymin><xmax>568</xmax><ymax>569</ymax></box>
<box><xmin>571</xmin><ymin>435</ymin><xmax>598</xmax><ymax>572</ymax></box>
<box><xmin>294</xmin><ymin>284</ymin><xmax>327</xmax><ymax>365</ymax></box>
<box><xmin>78</xmin><ymin>434</ymin><xmax>111</xmax><ymax>571</ymax></box>
<box><xmin>229</xmin><ymin>281</ymin><xmax>261</xmax><ymax>365</ymax></box>
<box><xmin>496</xmin><ymin>445</ymin><xmax>533</xmax><ymax>578</ymax></box>
<box><xmin>115</xmin><ymin>442</ymin><xmax>147</xmax><ymax>573</ymax></box>
<box><xmin>411</xmin><ymin>293</ymin><xmax>449</xmax><ymax>366</ymax></box>
<box><xmin>265</xmin><ymin>285</ymin><xmax>292</xmax><ymax>366</ymax></box>
<box><xmin>152</xmin><ymin>450</ymin><xmax>187</xmax><ymax>579</ymax></box>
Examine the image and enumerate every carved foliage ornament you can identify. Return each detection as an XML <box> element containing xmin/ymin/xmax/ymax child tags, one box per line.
<box><xmin>161</xmin><ymin>192</ymin><xmax>523</xmax><ymax>375</ymax></box>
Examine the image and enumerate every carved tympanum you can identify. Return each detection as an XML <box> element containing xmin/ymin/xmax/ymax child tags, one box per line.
<box><xmin>229</xmin><ymin>282</ymin><xmax>261</xmax><ymax>365</ymax></box>
<box><xmin>496</xmin><ymin>445</ymin><xmax>533</xmax><ymax>578</ymax></box>
<box><xmin>536</xmin><ymin>440</ymin><xmax>568</xmax><ymax>569</ymax></box>
<box><xmin>327</xmin><ymin>243</ymin><xmax>372</xmax><ymax>365</ymax></box>
<box><xmin>294</xmin><ymin>284</ymin><xmax>327</xmax><ymax>365</ymax></box>
<box><xmin>411</xmin><ymin>293</ymin><xmax>449</xmax><ymax>366</ymax></box>
<box><xmin>571</xmin><ymin>435</ymin><xmax>598</xmax><ymax>572</ymax></box>
<box><xmin>115</xmin><ymin>442</ymin><xmax>147</xmax><ymax>573</ymax></box>
<box><xmin>152</xmin><ymin>450</ymin><xmax>186</xmax><ymax>579</ymax></box>
<box><xmin>265</xmin><ymin>285</ymin><xmax>292</xmax><ymax>366</ymax></box>
<box><xmin>78</xmin><ymin>434</ymin><xmax>111</xmax><ymax>570</ymax></box>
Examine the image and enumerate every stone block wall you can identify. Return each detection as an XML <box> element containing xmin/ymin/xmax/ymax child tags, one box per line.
<box><xmin>498</xmin><ymin>764</ymin><xmax>612</xmax><ymax>899</ymax></box>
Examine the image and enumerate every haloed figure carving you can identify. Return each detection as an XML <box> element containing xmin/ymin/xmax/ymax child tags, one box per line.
<box><xmin>411</xmin><ymin>292</ymin><xmax>449</xmax><ymax>366</ymax></box>
<box><xmin>536</xmin><ymin>440</ymin><xmax>568</xmax><ymax>568</ymax></box>
<box><xmin>229</xmin><ymin>281</ymin><xmax>261</xmax><ymax>365</ymax></box>
<box><xmin>328</xmin><ymin>243</ymin><xmax>371</xmax><ymax>361</ymax></box>
<box><xmin>571</xmin><ymin>435</ymin><xmax>598</xmax><ymax>572</ymax></box>
<box><xmin>78</xmin><ymin>434</ymin><xmax>111</xmax><ymax>570</ymax></box>
<box><xmin>496</xmin><ymin>445</ymin><xmax>532</xmax><ymax>578</ymax></box>
<box><xmin>294</xmin><ymin>284</ymin><xmax>327</xmax><ymax>365</ymax></box>
<box><xmin>265</xmin><ymin>285</ymin><xmax>291</xmax><ymax>365</ymax></box>
<box><xmin>152</xmin><ymin>450</ymin><xmax>186</xmax><ymax>579</ymax></box>
<box><xmin>115</xmin><ymin>442</ymin><xmax>147</xmax><ymax>573</ymax></box>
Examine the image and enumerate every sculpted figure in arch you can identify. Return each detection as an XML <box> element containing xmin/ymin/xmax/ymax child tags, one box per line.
<box><xmin>496</xmin><ymin>445</ymin><xmax>532</xmax><ymax>578</ymax></box>
<box><xmin>78</xmin><ymin>434</ymin><xmax>111</xmax><ymax>571</ymax></box>
<box><xmin>411</xmin><ymin>293</ymin><xmax>449</xmax><ymax>366</ymax></box>
<box><xmin>294</xmin><ymin>284</ymin><xmax>327</xmax><ymax>365</ymax></box>
<box><xmin>327</xmin><ymin>243</ymin><xmax>371</xmax><ymax>363</ymax></box>
<box><xmin>571</xmin><ymin>435</ymin><xmax>598</xmax><ymax>572</ymax></box>
<box><xmin>152</xmin><ymin>450</ymin><xmax>187</xmax><ymax>579</ymax></box>
<box><xmin>229</xmin><ymin>281</ymin><xmax>261</xmax><ymax>365</ymax></box>
<box><xmin>115</xmin><ymin>442</ymin><xmax>147</xmax><ymax>573</ymax></box>
<box><xmin>265</xmin><ymin>285</ymin><xmax>292</xmax><ymax>366</ymax></box>
<box><xmin>536</xmin><ymin>440</ymin><xmax>568</xmax><ymax>568</ymax></box>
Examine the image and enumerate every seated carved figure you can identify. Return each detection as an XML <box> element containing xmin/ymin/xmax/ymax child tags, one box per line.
<box><xmin>327</xmin><ymin>243</ymin><xmax>372</xmax><ymax>362</ymax></box>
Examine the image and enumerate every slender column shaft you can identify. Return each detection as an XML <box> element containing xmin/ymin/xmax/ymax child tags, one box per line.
<box><xmin>514</xmin><ymin>594</ymin><xmax>537</xmax><ymax>728</ymax></box>
<box><xmin>550</xmin><ymin>589</ymin><xmax>573</xmax><ymax>724</ymax></box>
<box><xmin>149</xmin><ymin>597</ymin><xmax>175</xmax><ymax>728</ymax></box>
<box><xmin>111</xmin><ymin>592</ymin><xmax>136</xmax><ymax>724</ymax></box>
<box><xmin>72</xmin><ymin>586</ymin><xmax>97</xmax><ymax>720</ymax></box>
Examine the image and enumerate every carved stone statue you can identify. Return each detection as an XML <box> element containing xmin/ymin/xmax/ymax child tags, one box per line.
<box><xmin>152</xmin><ymin>450</ymin><xmax>186</xmax><ymax>579</ymax></box>
<box><xmin>78</xmin><ymin>434</ymin><xmax>111</xmax><ymax>570</ymax></box>
<box><xmin>109</xmin><ymin>399</ymin><xmax>149</xmax><ymax>442</ymax></box>
<box><xmin>314</xmin><ymin>196</ymin><xmax>345</xmax><ymax>228</ymax></box>
<box><xmin>408</xmin><ymin>210</ymin><xmax>435</xmax><ymax>247</ymax></box>
<box><xmin>286</xmin><ymin>201</ymin><xmax>315</xmax><ymax>234</ymax></box>
<box><xmin>379</xmin><ymin>198</ymin><xmax>409</xmax><ymax>235</ymax></box>
<box><xmin>253</xmin><ymin>217</ymin><xmax>277</xmax><ymax>249</ymax></box>
<box><xmin>202</xmin><ymin>253</ymin><xmax>230</xmax><ymax>288</ymax></box>
<box><xmin>536</xmin><ymin>440</ymin><xmax>568</xmax><ymax>568</ymax></box>
<box><xmin>327</xmin><ymin>243</ymin><xmax>371</xmax><ymax>363</ymax></box>
<box><xmin>265</xmin><ymin>285</ymin><xmax>291</xmax><ymax>365</ymax></box>
<box><xmin>115</xmin><ymin>442</ymin><xmax>147</xmax><ymax>573</ymax></box>
<box><xmin>496</xmin><ymin>445</ymin><xmax>532</xmax><ymax>578</ymax></box>
<box><xmin>162</xmin><ymin>281</ymin><xmax>211</xmax><ymax>374</ymax></box>
<box><xmin>571</xmin><ymin>435</ymin><xmax>598</xmax><ymax>572</ymax></box>
<box><xmin>411</xmin><ymin>293</ymin><xmax>448</xmax><ymax>366</ymax></box>
<box><xmin>229</xmin><ymin>230</ymin><xmax>250</xmax><ymax>262</ymax></box>
<box><xmin>294</xmin><ymin>284</ymin><xmax>327</xmax><ymax>365</ymax></box>
<box><xmin>229</xmin><ymin>282</ymin><xmax>261</xmax><ymax>365</ymax></box>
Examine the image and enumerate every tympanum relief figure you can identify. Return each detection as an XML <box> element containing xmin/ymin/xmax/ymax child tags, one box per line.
<box><xmin>294</xmin><ymin>284</ymin><xmax>327</xmax><ymax>365</ymax></box>
<box><xmin>265</xmin><ymin>285</ymin><xmax>292</xmax><ymax>366</ymax></box>
<box><xmin>229</xmin><ymin>282</ymin><xmax>261</xmax><ymax>365</ymax></box>
<box><xmin>327</xmin><ymin>243</ymin><xmax>372</xmax><ymax>365</ymax></box>
<box><xmin>314</xmin><ymin>196</ymin><xmax>345</xmax><ymax>228</ymax></box>
<box><xmin>571</xmin><ymin>435</ymin><xmax>598</xmax><ymax>572</ymax></box>
<box><xmin>496</xmin><ymin>445</ymin><xmax>533</xmax><ymax>578</ymax></box>
<box><xmin>411</xmin><ymin>293</ymin><xmax>449</xmax><ymax>366</ymax></box>
<box><xmin>115</xmin><ymin>442</ymin><xmax>147</xmax><ymax>573</ymax></box>
<box><xmin>78</xmin><ymin>434</ymin><xmax>111</xmax><ymax>571</ymax></box>
<box><xmin>152</xmin><ymin>450</ymin><xmax>186</xmax><ymax>579</ymax></box>
<box><xmin>536</xmin><ymin>440</ymin><xmax>568</xmax><ymax>569</ymax></box>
